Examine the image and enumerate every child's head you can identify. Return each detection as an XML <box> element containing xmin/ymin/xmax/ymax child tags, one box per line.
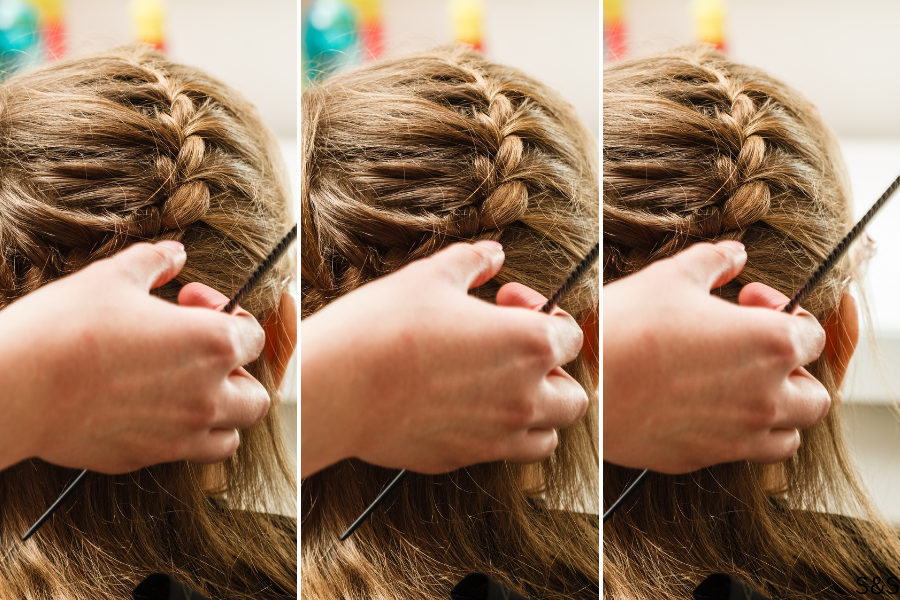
<box><xmin>0</xmin><ymin>46</ymin><xmax>295</xmax><ymax>599</ymax></box>
<box><xmin>301</xmin><ymin>46</ymin><xmax>598</xmax><ymax>600</ymax></box>
<box><xmin>603</xmin><ymin>46</ymin><xmax>894</xmax><ymax>600</ymax></box>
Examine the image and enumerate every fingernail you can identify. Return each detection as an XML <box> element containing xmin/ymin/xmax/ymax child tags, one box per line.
<box><xmin>476</xmin><ymin>240</ymin><xmax>503</xmax><ymax>251</ymax></box>
<box><xmin>159</xmin><ymin>240</ymin><xmax>185</xmax><ymax>251</ymax></box>
<box><xmin>719</xmin><ymin>240</ymin><xmax>745</xmax><ymax>251</ymax></box>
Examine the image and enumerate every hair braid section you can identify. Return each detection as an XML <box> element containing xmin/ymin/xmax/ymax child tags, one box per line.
<box><xmin>303</xmin><ymin>46</ymin><xmax>599</xmax><ymax>314</ymax></box>
<box><xmin>0</xmin><ymin>47</ymin><xmax>288</xmax><ymax>309</ymax></box>
<box><xmin>603</xmin><ymin>45</ymin><xmax>847</xmax><ymax>307</ymax></box>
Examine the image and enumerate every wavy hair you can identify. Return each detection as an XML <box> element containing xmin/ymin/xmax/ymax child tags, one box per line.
<box><xmin>302</xmin><ymin>46</ymin><xmax>599</xmax><ymax>599</ymax></box>
<box><xmin>0</xmin><ymin>47</ymin><xmax>295</xmax><ymax>599</ymax></box>
<box><xmin>603</xmin><ymin>46</ymin><xmax>900</xmax><ymax>599</ymax></box>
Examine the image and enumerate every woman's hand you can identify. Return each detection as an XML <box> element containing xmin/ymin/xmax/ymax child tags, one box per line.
<box><xmin>301</xmin><ymin>241</ymin><xmax>589</xmax><ymax>477</ymax></box>
<box><xmin>0</xmin><ymin>241</ymin><xmax>271</xmax><ymax>473</ymax></box>
<box><xmin>603</xmin><ymin>241</ymin><xmax>830</xmax><ymax>473</ymax></box>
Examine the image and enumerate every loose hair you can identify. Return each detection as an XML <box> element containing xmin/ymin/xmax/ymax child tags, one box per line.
<box><xmin>301</xmin><ymin>46</ymin><xmax>599</xmax><ymax>599</ymax></box>
<box><xmin>603</xmin><ymin>45</ymin><xmax>900</xmax><ymax>599</ymax></box>
<box><xmin>0</xmin><ymin>47</ymin><xmax>295</xmax><ymax>599</ymax></box>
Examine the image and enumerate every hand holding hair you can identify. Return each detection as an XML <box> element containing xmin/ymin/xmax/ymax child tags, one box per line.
<box><xmin>300</xmin><ymin>240</ymin><xmax>589</xmax><ymax>477</ymax></box>
<box><xmin>603</xmin><ymin>240</ymin><xmax>830</xmax><ymax>474</ymax></box>
<box><xmin>0</xmin><ymin>240</ymin><xmax>270</xmax><ymax>474</ymax></box>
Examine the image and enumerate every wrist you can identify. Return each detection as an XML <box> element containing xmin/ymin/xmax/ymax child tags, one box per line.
<box><xmin>299</xmin><ymin>312</ymin><xmax>359</xmax><ymax>476</ymax></box>
<box><xmin>0</xmin><ymin>316</ymin><xmax>41</xmax><ymax>470</ymax></box>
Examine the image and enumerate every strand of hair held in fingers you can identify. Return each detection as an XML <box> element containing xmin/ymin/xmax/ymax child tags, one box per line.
<box><xmin>604</xmin><ymin>175</ymin><xmax>900</xmax><ymax>527</ymax></box>
<box><xmin>341</xmin><ymin>241</ymin><xmax>601</xmax><ymax>542</ymax></box>
<box><xmin>22</xmin><ymin>224</ymin><xmax>298</xmax><ymax>542</ymax></box>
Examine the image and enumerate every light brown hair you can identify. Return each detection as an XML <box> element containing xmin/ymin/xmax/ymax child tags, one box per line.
<box><xmin>604</xmin><ymin>45</ymin><xmax>900</xmax><ymax>599</ymax></box>
<box><xmin>0</xmin><ymin>47</ymin><xmax>295</xmax><ymax>599</ymax></box>
<box><xmin>302</xmin><ymin>46</ymin><xmax>599</xmax><ymax>599</ymax></box>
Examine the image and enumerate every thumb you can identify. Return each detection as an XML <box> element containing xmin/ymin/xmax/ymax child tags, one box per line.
<box><xmin>101</xmin><ymin>240</ymin><xmax>187</xmax><ymax>290</ymax></box>
<box><xmin>665</xmin><ymin>240</ymin><xmax>747</xmax><ymax>290</ymax></box>
<box><xmin>425</xmin><ymin>241</ymin><xmax>505</xmax><ymax>290</ymax></box>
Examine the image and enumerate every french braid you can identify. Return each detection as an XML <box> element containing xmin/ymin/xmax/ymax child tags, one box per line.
<box><xmin>303</xmin><ymin>47</ymin><xmax>598</xmax><ymax>318</ymax></box>
<box><xmin>0</xmin><ymin>46</ymin><xmax>295</xmax><ymax>600</ymax></box>
<box><xmin>604</xmin><ymin>47</ymin><xmax>847</xmax><ymax>312</ymax></box>
<box><xmin>302</xmin><ymin>46</ymin><xmax>599</xmax><ymax>600</ymax></box>
<box><xmin>602</xmin><ymin>46</ymin><xmax>900</xmax><ymax>600</ymax></box>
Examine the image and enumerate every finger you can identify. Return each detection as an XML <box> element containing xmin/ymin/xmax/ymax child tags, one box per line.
<box><xmin>663</xmin><ymin>241</ymin><xmax>747</xmax><ymax>290</ymax></box>
<box><xmin>179</xmin><ymin>281</ymin><xmax>230</xmax><ymax>310</ymax></box>
<box><xmin>496</xmin><ymin>282</ymin><xmax>547</xmax><ymax>309</ymax></box>
<box><xmin>99</xmin><ymin>240</ymin><xmax>187</xmax><ymax>290</ymax></box>
<box><xmin>425</xmin><ymin>241</ymin><xmax>505</xmax><ymax>290</ymax></box>
<box><xmin>739</xmin><ymin>283</ymin><xmax>826</xmax><ymax>365</ymax></box>
<box><xmin>210</xmin><ymin>367</ymin><xmax>271</xmax><ymax>430</ymax></box>
<box><xmin>744</xmin><ymin>428</ymin><xmax>801</xmax><ymax>464</ymax></box>
<box><xmin>180</xmin><ymin>282</ymin><xmax>265</xmax><ymax>365</ymax></box>
<box><xmin>501</xmin><ymin>428</ymin><xmax>559</xmax><ymax>464</ymax></box>
<box><xmin>529</xmin><ymin>367</ymin><xmax>589</xmax><ymax>429</ymax></box>
<box><xmin>496</xmin><ymin>282</ymin><xmax>578</xmax><ymax>318</ymax></box>
<box><xmin>497</xmin><ymin>283</ymin><xmax>584</xmax><ymax>365</ymax></box>
<box><xmin>738</xmin><ymin>282</ymin><xmax>790</xmax><ymax>310</ymax></box>
<box><xmin>184</xmin><ymin>429</ymin><xmax>242</xmax><ymax>464</ymax></box>
<box><xmin>771</xmin><ymin>367</ymin><xmax>831</xmax><ymax>430</ymax></box>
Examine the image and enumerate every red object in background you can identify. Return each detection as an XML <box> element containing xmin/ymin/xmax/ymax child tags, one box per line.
<box><xmin>43</xmin><ymin>19</ymin><xmax>65</xmax><ymax>59</ymax></box>
<box><xmin>603</xmin><ymin>0</ymin><xmax>626</xmax><ymax>61</ymax></box>
<box><xmin>604</xmin><ymin>20</ymin><xmax>626</xmax><ymax>61</ymax></box>
<box><xmin>360</xmin><ymin>20</ymin><xmax>384</xmax><ymax>59</ymax></box>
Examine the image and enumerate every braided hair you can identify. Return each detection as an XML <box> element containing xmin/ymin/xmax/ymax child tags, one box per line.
<box><xmin>0</xmin><ymin>47</ymin><xmax>295</xmax><ymax>599</ymax></box>
<box><xmin>302</xmin><ymin>46</ymin><xmax>599</xmax><ymax>600</ymax></box>
<box><xmin>603</xmin><ymin>46</ymin><xmax>900</xmax><ymax>600</ymax></box>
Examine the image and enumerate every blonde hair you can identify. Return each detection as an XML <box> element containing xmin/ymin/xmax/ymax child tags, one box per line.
<box><xmin>604</xmin><ymin>45</ymin><xmax>900</xmax><ymax>599</ymax></box>
<box><xmin>302</xmin><ymin>46</ymin><xmax>599</xmax><ymax>599</ymax></box>
<box><xmin>0</xmin><ymin>47</ymin><xmax>295</xmax><ymax>599</ymax></box>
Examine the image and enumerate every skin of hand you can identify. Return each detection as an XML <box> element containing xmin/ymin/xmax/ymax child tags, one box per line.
<box><xmin>0</xmin><ymin>241</ymin><xmax>271</xmax><ymax>474</ymax></box>
<box><xmin>603</xmin><ymin>240</ymin><xmax>831</xmax><ymax>474</ymax></box>
<box><xmin>300</xmin><ymin>240</ymin><xmax>590</xmax><ymax>477</ymax></box>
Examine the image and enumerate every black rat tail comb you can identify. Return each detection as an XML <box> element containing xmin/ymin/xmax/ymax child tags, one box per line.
<box><xmin>783</xmin><ymin>173</ymin><xmax>900</xmax><ymax>314</ymax></box>
<box><xmin>22</xmin><ymin>223</ymin><xmax>298</xmax><ymax>542</ymax></box>
<box><xmin>223</xmin><ymin>224</ymin><xmax>298</xmax><ymax>314</ymax></box>
<box><xmin>541</xmin><ymin>242</ymin><xmax>600</xmax><ymax>313</ymax></box>
<box><xmin>340</xmin><ymin>241</ymin><xmax>601</xmax><ymax>542</ymax></box>
<box><xmin>603</xmin><ymin>173</ymin><xmax>900</xmax><ymax>527</ymax></box>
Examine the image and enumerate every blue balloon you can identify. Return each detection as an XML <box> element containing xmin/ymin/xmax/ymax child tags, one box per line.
<box><xmin>0</xmin><ymin>0</ymin><xmax>40</xmax><ymax>79</ymax></box>
<box><xmin>301</xmin><ymin>0</ymin><xmax>360</xmax><ymax>84</ymax></box>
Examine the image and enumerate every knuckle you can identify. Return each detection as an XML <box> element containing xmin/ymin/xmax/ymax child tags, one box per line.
<box><xmin>161</xmin><ymin>439</ymin><xmax>189</xmax><ymax>463</ymax></box>
<box><xmin>541</xmin><ymin>431</ymin><xmax>560</xmax><ymax>458</ymax></box>
<box><xmin>223</xmin><ymin>431</ymin><xmax>241</xmax><ymax>458</ymax></box>
<box><xmin>480</xmin><ymin>438</ymin><xmax>506</xmax><ymax>463</ymax></box>
<box><xmin>764</xmin><ymin>320</ymin><xmax>802</xmax><ymax>368</ymax></box>
<box><xmin>525</xmin><ymin>321</ymin><xmax>557</xmax><ymax>367</ymax></box>
<box><xmin>505</xmin><ymin>396</ymin><xmax>539</xmax><ymax>430</ymax></box>
<box><xmin>187</xmin><ymin>395</ymin><xmax>219</xmax><ymax>430</ymax></box>
<box><xmin>207</xmin><ymin>324</ymin><xmax>241</xmax><ymax>367</ymax></box>
<box><xmin>724</xmin><ymin>439</ymin><xmax>750</xmax><ymax>464</ymax></box>
<box><xmin>748</xmin><ymin>397</ymin><xmax>780</xmax><ymax>430</ymax></box>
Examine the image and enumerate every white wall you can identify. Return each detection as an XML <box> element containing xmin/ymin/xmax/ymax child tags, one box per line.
<box><xmin>64</xmin><ymin>0</ymin><xmax>297</xmax><ymax>138</ymax></box>
<box><xmin>615</xmin><ymin>0</ymin><xmax>900</xmax><ymax>138</ymax></box>
<box><xmin>303</xmin><ymin>0</ymin><xmax>600</xmax><ymax>138</ymax></box>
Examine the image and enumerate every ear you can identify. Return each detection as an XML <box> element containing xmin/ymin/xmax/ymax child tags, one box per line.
<box><xmin>581</xmin><ymin>307</ymin><xmax>599</xmax><ymax>387</ymax></box>
<box><xmin>823</xmin><ymin>292</ymin><xmax>859</xmax><ymax>391</ymax></box>
<box><xmin>262</xmin><ymin>292</ymin><xmax>297</xmax><ymax>395</ymax></box>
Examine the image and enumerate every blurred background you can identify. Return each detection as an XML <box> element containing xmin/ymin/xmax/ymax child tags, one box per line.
<box><xmin>605</xmin><ymin>0</ymin><xmax>900</xmax><ymax>523</ymax></box>
<box><xmin>301</xmin><ymin>0</ymin><xmax>599</xmax><ymax>139</ymax></box>
<box><xmin>0</xmin><ymin>0</ymin><xmax>298</xmax><ymax>473</ymax></box>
